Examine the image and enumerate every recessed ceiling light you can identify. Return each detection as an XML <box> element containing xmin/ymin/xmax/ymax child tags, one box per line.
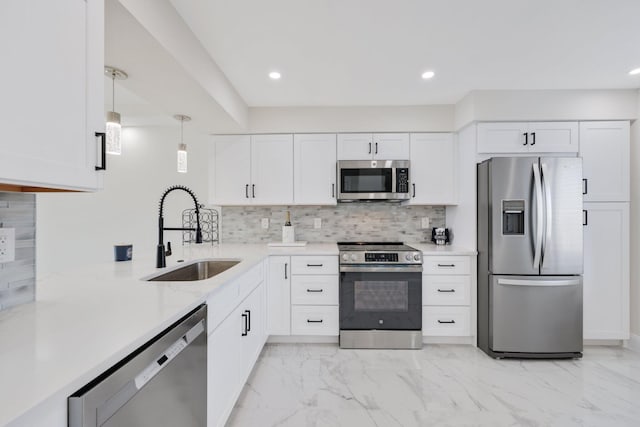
<box><xmin>629</xmin><ymin>68</ymin><xmax>640</xmax><ymax>76</ymax></box>
<box><xmin>269</xmin><ymin>71</ymin><xmax>281</xmax><ymax>80</ymax></box>
<box><xmin>421</xmin><ymin>71</ymin><xmax>435</xmax><ymax>80</ymax></box>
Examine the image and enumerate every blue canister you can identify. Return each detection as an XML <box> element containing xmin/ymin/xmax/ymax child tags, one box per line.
<box><xmin>114</xmin><ymin>244</ymin><xmax>133</xmax><ymax>261</ymax></box>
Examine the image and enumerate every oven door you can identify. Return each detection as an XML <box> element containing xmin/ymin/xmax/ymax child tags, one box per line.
<box><xmin>339</xmin><ymin>266</ymin><xmax>422</xmax><ymax>330</ymax></box>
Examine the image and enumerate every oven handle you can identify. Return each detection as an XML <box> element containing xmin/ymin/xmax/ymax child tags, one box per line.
<box><xmin>339</xmin><ymin>265</ymin><xmax>423</xmax><ymax>273</ymax></box>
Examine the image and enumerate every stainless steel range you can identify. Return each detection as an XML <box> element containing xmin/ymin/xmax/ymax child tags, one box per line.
<box><xmin>338</xmin><ymin>242</ymin><xmax>423</xmax><ymax>349</ymax></box>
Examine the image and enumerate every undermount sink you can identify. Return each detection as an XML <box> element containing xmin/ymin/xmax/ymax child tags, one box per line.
<box><xmin>147</xmin><ymin>260</ymin><xmax>241</xmax><ymax>282</ymax></box>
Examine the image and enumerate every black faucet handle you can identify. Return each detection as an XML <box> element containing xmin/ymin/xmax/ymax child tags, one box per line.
<box><xmin>165</xmin><ymin>241</ymin><xmax>172</xmax><ymax>256</ymax></box>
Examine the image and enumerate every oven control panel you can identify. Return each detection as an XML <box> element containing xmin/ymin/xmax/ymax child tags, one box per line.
<box><xmin>365</xmin><ymin>253</ymin><xmax>398</xmax><ymax>262</ymax></box>
<box><xmin>340</xmin><ymin>251</ymin><xmax>422</xmax><ymax>264</ymax></box>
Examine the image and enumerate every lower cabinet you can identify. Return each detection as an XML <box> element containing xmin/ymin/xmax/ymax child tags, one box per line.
<box><xmin>267</xmin><ymin>256</ymin><xmax>291</xmax><ymax>335</ymax></box>
<box><xmin>582</xmin><ymin>202</ymin><xmax>630</xmax><ymax>340</ymax></box>
<box><xmin>207</xmin><ymin>269</ymin><xmax>266</xmax><ymax>427</ymax></box>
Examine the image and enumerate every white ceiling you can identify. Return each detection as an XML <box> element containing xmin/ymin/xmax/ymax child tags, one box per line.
<box><xmin>169</xmin><ymin>0</ymin><xmax>640</xmax><ymax>106</ymax></box>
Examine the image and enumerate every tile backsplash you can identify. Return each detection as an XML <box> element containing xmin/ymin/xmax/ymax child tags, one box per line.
<box><xmin>0</xmin><ymin>193</ymin><xmax>36</xmax><ymax>310</ymax></box>
<box><xmin>221</xmin><ymin>204</ymin><xmax>445</xmax><ymax>243</ymax></box>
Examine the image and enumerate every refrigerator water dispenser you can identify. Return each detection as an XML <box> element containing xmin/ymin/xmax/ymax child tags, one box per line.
<box><xmin>502</xmin><ymin>200</ymin><xmax>524</xmax><ymax>235</ymax></box>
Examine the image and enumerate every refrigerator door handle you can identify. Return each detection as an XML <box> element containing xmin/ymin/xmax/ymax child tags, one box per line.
<box><xmin>540</xmin><ymin>162</ymin><xmax>552</xmax><ymax>268</ymax></box>
<box><xmin>497</xmin><ymin>278</ymin><xmax>580</xmax><ymax>287</ymax></box>
<box><xmin>532</xmin><ymin>162</ymin><xmax>544</xmax><ymax>269</ymax></box>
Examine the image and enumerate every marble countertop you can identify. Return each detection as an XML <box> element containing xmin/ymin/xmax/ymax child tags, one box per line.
<box><xmin>408</xmin><ymin>242</ymin><xmax>478</xmax><ymax>256</ymax></box>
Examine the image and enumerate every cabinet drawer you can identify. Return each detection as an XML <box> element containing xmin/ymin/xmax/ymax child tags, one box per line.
<box><xmin>422</xmin><ymin>306</ymin><xmax>471</xmax><ymax>336</ymax></box>
<box><xmin>291</xmin><ymin>256</ymin><xmax>338</xmax><ymax>275</ymax></box>
<box><xmin>238</xmin><ymin>261</ymin><xmax>264</xmax><ymax>299</ymax></box>
<box><xmin>423</xmin><ymin>275</ymin><xmax>471</xmax><ymax>306</ymax></box>
<box><xmin>291</xmin><ymin>275</ymin><xmax>339</xmax><ymax>305</ymax></box>
<box><xmin>291</xmin><ymin>306</ymin><xmax>339</xmax><ymax>336</ymax></box>
<box><xmin>423</xmin><ymin>256</ymin><xmax>470</xmax><ymax>275</ymax></box>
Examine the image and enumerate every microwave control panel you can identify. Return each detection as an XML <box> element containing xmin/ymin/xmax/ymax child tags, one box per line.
<box><xmin>396</xmin><ymin>168</ymin><xmax>409</xmax><ymax>193</ymax></box>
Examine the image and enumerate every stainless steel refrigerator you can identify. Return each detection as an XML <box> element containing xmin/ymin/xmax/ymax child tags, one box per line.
<box><xmin>477</xmin><ymin>157</ymin><xmax>583</xmax><ymax>359</ymax></box>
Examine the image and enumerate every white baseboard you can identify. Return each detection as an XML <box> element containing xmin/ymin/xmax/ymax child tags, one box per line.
<box><xmin>584</xmin><ymin>339</ymin><xmax>624</xmax><ymax>346</ymax></box>
<box><xmin>266</xmin><ymin>335</ymin><xmax>475</xmax><ymax>345</ymax></box>
<box><xmin>624</xmin><ymin>334</ymin><xmax>640</xmax><ymax>352</ymax></box>
<box><xmin>423</xmin><ymin>336</ymin><xmax>474</xmax><ymax>345</ymax></box>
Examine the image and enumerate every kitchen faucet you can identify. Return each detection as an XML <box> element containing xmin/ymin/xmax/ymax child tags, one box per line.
<box><xmin>157</xmin><ymin>185</ymin><xmax>203</xmax><ymax>268</ymax></box>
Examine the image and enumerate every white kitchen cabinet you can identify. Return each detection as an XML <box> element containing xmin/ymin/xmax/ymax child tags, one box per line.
<box><xmin>267</xmin><ymin>256</ymin><xmax>291</xmax><ymax>335</ymax></box>
<box><xmin>293</xmin><ymin>134</ymin><xmax>337</xmax><ymax>205</ymax></box>
<box><xmin>0</xmin><ymin>0</ymin><xmax>105</xmax><ymax>191</ymax></box>
<box><xmin>240</xmin><ymin>283</ymin><xmax>267</xmax><ymax>378</ymax></box>
<box><xmin>579</xmin><ymin>121</ymin><xmax>630</xmax><ymax>202</ymax></box>
<box><xmin>337</xmin><ymin>133</ymin><xmax>409</xmax><ymax>160</ymax></box>
<box><xmin>477</xmin><ymin>122</ymin><xmax>578</xmax><ymax>154</ymax></box>
<box><xmin>582</xmin><ymin>202</ymin><xmax>629</xmax><ymax>340</ymax></box>
<box><xmin>211</xmin><ymin>134</ymin><xmax>293</xmax><ymax>205</ymax></box>
<box><xmin>409</xmin><ymin>133</ymin><xmax>457</xmax><ymax>205</ymax></box>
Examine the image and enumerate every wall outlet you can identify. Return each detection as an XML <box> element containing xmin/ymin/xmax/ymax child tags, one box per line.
<box><xmin>314</xmin><ymin>218</ymin><xmax>322</xmax><ymax>229</ymax></box>
<box><xmin>0</xmin><ymin>228</ymin><xmax>16</xmax><ymax>263</ymax></box>
<box><xmin>261</xmin><ymin>218</ymin><xmax>269</xmax><ymax>229</ymax></box>
<box><xmin>421</xmin><ymin>217</ymin><xmax>430</xmax><ymax>229</ymax></box>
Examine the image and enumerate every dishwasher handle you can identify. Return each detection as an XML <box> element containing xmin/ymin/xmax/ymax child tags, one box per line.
<box><xmin>96</xmin><ymin>319</ymin><xmax>205</xmax><ymax>426</ymax></box>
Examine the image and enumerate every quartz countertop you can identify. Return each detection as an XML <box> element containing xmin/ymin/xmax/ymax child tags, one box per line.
<box><xmin>0</xmin><ymin>243</ymin><xmax>337</xmax><ymax>426</ymax></box>
<box><xmin>408</xmin><ymin>242</ymin><xmax>477</xmax><ymax>256</ymax></box>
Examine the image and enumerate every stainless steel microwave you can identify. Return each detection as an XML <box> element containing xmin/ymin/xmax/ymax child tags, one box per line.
<box><xmin>337</xmin><ymin>160</ymin><xmax>410</xmax><ymax>202</ymax></box>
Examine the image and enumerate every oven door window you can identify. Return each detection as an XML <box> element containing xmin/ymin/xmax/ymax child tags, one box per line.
<box><xmin>354</xmin><ymin>281</ymin><xmax>408</xmax><ymax>312</ymax></box>
<box><xmin>341</xmin><ymin>168</ymin><xmax>392</xmax><ymax>193</ymax></box>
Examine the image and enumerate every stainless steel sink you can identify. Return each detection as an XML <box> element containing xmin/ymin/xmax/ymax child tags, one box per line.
<box><xmin>147</xmin><ymin>260</ymin><xmax>240</xmax><ymax>282</ymax></box>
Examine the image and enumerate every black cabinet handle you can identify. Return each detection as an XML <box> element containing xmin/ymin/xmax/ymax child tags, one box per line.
<box><xmin>583</xmin><ymin>210</ymin><xmax>588</xmax><ymax>226</ymax></box>
<box><xmin>284</xmin><ymin>263</ymin><xmax>288</xmax><ymax>279</ymax></box>
<box><xmin>95</xmin><ymin>132</ymin><xmax>106</xmax><ymax>171</ymax></box>
<box><xmin>375</xmin><ymin>142</ymin><xmax>378</xmax><ymax>154</ymax></box>
<box><xmin>437</xmin><ymin>320</ymin><xmax>456</xmax><ymax>324</ymax></box>
<box><xmin>523</xmin><ymin>132</ymin><xmax>528</xmax><ymax>145</ymax></box>
<box><xmin>241</xmin><ymin>313</ymin><xmax>248</xmax><ymax>336</ymax></box>
<box><xmin>437</xmin><ymin>263</ymin><xmax>455</xmax><ymax>267</ymax></box>
<box><xmin>252</xmin><ymin>184</ymin><xmax>256</xmax><ymax>198</ymax></box>
<box><xmin>332</xmin><ymin>183</ymin><xmax>335</xmax><ymax>198</ymax></box>
<box><xmin>307</xmin><ymin>263</ymin><xmax>323</xmax><ymax>267</ymax></box>
<box><xmin>245</xmin><ymin>184</ymin><xmax>249</xmax><ymax>198</ymax></box>
<box><xmin>306</xmin><ymin>289</ymin><xmax>324</xmax><ymax>293</ymax></box>
<box><xmin>368</xmin><ymin>142</ymin><xmax>372</xmax><ymax>154</ymax></box>
<box><xmin>307</xmin><ymin>319</ymin><xmax>323</xmax><ymax>323</ymax></box>
<box><xmin>245</xmin><ymin>309</ymin><xmax>251</xmax><ymax>332</ymax></box>
<box><xmin>531</xmin><ymin>132</ymin><xmax>536</xmax><ymax>146</ymax></box>
<box><xmin>582</xmin><ymin>179</ymin><xmax>588</xmax><ymax>195</ymax></box>
<box><xmin>412</xmin><ymin>183</ymin><xmax>416</xmax><ymax>198</ymax></box>
<box><xmin>437</xmin><ymin>289</ymin><xmax>456</xmax><ymax>293</ymax></box>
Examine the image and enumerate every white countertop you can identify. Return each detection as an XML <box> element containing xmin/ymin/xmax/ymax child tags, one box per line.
<box><xmin>0</xmin><ymin>243</ymin><xmax>337</xmax><ymax>426</ymax></box>
<box><xmin>408</xmin><ymin>242</ymin><xmax>478</xmax><ymax>256</ymax></box>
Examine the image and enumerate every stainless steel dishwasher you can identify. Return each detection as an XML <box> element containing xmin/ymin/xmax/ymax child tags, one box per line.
<box><xmin>69</xmin><ymin>305</ymin><xmax>207</xmax><ymax>427</ymax></box>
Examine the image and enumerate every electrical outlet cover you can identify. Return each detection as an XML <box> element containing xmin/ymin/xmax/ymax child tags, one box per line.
<box><xmin>421</xmin><ymin>217</ymin><xmax>430</xmax><ymax>229</ymax></box>
<box><xmin>261</xmin><ymin>218</ymin><xmax>269</xmax><ymax>229</ymax></box>
<box><xmin>0</xmin><ymin>228</ymin><xmax>16</xmax><ymax>263</ymax></box>
<box><xmin>314</xmin><ymin>218</ymin><xmax>322</xmax><ymax>229</ymax></box>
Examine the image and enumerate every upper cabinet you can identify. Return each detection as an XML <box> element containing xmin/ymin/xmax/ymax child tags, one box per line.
<box><xmin>477</xmin><ymin>122</ymin><xmax>578</xmax><ymax>154</ymax></box>
<box><xmin>293</xmin><ymin>134</ymin><xmax>337</xmax><ymax>205</ymax></box>
<box><xmin>211</xmin><ymin>134</ymin><xmax>293</xmax><ymax>205</ymax></box>
<box><xmin>409</xmin><ymin>133</ymin><xmax>457</xmax><ymax>205</ymax></box>
<box><xmin>337</xmin><ymin>133</ymin><xmax>409</xmax><ymax>160</ymax></box>
<box><xmin>0</xmin><ymin>0</ymin><xmax>105</xmax><ymax>191</ymax></box>
<box><xmin>579</xmin><ymin>121</ymin><xmax>630</xmax><ymax>202</ymax></box>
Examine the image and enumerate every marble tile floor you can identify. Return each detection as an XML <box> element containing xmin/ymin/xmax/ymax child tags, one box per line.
<box><xmin>227</xmin><ymin>344</ymin><xmax>640</xmax><ymax>427</ymax></box>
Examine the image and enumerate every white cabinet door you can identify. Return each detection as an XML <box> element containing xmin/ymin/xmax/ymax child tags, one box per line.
<box><xmin>477</xmin><ymin>123</ymin><xmax>529</xmax><ymax>153</ymax></box>
<box><xmin>207</xmin><ymin>311</ymin><xmax>241</xmax><ymax>427</ymax></box>
<box><xmin>212</xmin><ymin>135</ymin><xmax>251</xmax><ymax>205</ymax></box>
<box><xmin>267</xmin><ymin>256</ymin><xmax>291</xmax><ymax>335</ymax></box>
<box><xmin>582</xmin><ymin>202</ymin><xmax>630</xmax><ymax>340</ymax></box>
<box><xmin>409</xmin><ymin>133</ymin><xmax>457</xmax><ymax>205</ymax></box>
<box><xmin>528</xmin><ymin>122</ymin><xmax>578</xmax><ymax>153</ymax></box>
<box><xmin>373</xmin><ymin>133</ymin><xmax>410</xmax><ymax>159</ymax></box>
<box><xmin>240</xmin><ymin>283</ymin><xmax>266</xmax><ymax>378</ymax></box>
<box><xmin>251</xmin><ymin>134</ymin><xmax>294</xmax><ymax>204</ymax></box>
<box><xmin>0</xmin><ymin>0</ymin><xmax>104</xmax><ymax>191</ymax></box>
<box><xmin>294</xmin><ymin>134</ymin><xmax>337</xmax><ymax>205</ymax></box>
<box><xmin>580</xmin><ymin>121</ymin><xmax>630</xmax><ymax>202</ymax></box>
<box><xmin>337</xmin><ymin>133</ymin><xmax>373</xmax><ymax>160</ymax></box>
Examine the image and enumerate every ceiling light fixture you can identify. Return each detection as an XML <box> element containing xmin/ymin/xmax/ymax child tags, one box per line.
<box><xmin>421</xmin><ymin>71</ymin><xmax>435</xmax><ymax>80</ymax></box>
<box><xmin>629</xmin><ymin>67</ymin><xmax>640</xmax><ymax>76</ymax></box>
<box><xmin>104</xmin><ymin>66</ymin><xmax>128</xmax><ymax>155</ymax></box>
<box><xmin>175</xmin><ymin>114</ymin><xmax>191</xmax><ymax>174</ymax></box>
<box><xmin>269</xmin><ymin>71</ymin><xmax>282</xmax><ymax>80</ymax></box>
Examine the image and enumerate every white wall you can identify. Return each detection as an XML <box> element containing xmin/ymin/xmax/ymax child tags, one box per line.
<box><xmin>36</xmin><ymin>127</ymin><xmax>209</xmax><ymax>275</ymax></box>
<box><xmin>631</xmin><ymin>90</ymin><xmax>640</xmax><ymax>336</ymax></box>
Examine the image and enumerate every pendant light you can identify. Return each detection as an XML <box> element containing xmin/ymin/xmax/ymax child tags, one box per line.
<box><xmin>104</xmin><ymin>66</ymin><xmax>128</xmax><ymax>155</ymax></box>
<box><xmin>175</xmin><ymin>114</ymin><xmax>191</xmax><ymax>173</ymax></box>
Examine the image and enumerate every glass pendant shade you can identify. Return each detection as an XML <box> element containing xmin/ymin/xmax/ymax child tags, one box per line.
<box><xmin>177</xmin><ymin>143</ymin><xmax>188</xmax><ymax>173</ymax></box>
<box><xmin>105</xmin><ymin>111</ymin><xmax>122</xmax><ymax>155</ymax></box>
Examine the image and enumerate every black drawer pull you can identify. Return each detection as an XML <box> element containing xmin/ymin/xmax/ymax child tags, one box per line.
<box><xmin>583</xmin><ymin>210</ymin><xmax>588</xmax><ymax>226</ymax></box>
<box><xmin>306</xmin><ymin>289</ymin><xmax>323</xmax><ymax>293</ymax></box>
<box><xmin>582</xmin><ymin>179</ymin><xmax>588</xmax><ymax>195</ymax></box>
<box><xmin>307</xmin><ymin>319</ymin><xmax>324</xmax><ymax>323</ymax></box>
<box><xmin>437</xmin><ymin>289</ymin><xmax>455</xmax><ymax>293</ymax></box>
<box><xmin>245</xmin><ymin>309</ymin><xmax>251</xmax><ymax>332</ymax></box>
<box><xmin>437</xmin><ymin>264</ymin><xmax>455</xmax><ymax>267</ymax></box>
<box><xmin>307</xmin><ymin>264</ymin><xmax>323</xmax><ymax>267</ymax></box>
<box><xmin>437</xmin><ymin>320</ymin><xmax>456</xmax><ymax>324</ymax></box>
<box><xmin>241</xmin><ymin>313</ymin><xmax>248</xmax><ymax>336</ymax></box>
<box><xmin>95</xmin><ymin>132</ymin><xmax>106</xmax><ymax>171</ymax></box>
